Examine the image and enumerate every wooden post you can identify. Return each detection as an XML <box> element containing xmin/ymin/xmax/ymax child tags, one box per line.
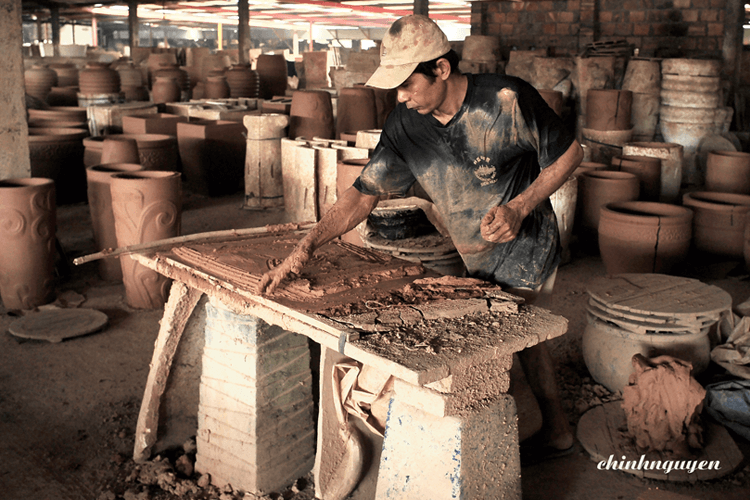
<box><xmin>128</xmin><ymin>0</ymin><xmax>138</xmax><ymax>51</ymax></box>
<box><xmin>237</xmin><ymin>0</ymin><xmax>250</xmax><ymax>65</ymax></box>
<box><xmin>413</xmin><ymin>0</ymin><xmax>428</xmax><ymax>17</ymax></box>
<box><xmin>50</xmin><ymin>5</ymin><xmax>60</xmax><ymax>57</ymax></box>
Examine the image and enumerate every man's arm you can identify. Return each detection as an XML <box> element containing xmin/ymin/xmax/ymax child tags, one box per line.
<box><xmin>257</xmin><ymin>186</ymin><xmax>380</xmax><ymax>295</ymax></box>
<box><xmin>480</xmin><ymin>139</ymin><xmax>583</xmax><ymax>243</ymax></box>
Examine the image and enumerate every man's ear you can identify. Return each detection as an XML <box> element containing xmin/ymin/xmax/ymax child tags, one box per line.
<box><xmin>435</xmin><ymin>58</ymin><xmax>452</xmax><ymax>81</ymax></box>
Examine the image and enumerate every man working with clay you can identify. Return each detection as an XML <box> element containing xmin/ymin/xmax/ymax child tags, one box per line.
<box><xmin>259</xmin><ymin>15</ymin><xmax>582</xmax><ymax>462</ymax></box>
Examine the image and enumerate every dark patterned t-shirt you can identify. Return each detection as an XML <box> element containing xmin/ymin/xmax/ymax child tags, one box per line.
<box><xmin>353</xmin><ymin>73</ymin><xmax>576</xmax><ymax>289</ymax></box>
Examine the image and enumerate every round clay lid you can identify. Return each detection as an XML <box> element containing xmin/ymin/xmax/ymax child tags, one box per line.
<box><xmin>8</xmin><ymin>308</ymin><xmax>109</xmax><ymax>343</ymax></box>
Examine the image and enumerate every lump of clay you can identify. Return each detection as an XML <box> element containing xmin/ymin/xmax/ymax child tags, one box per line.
<box><xmin>621</xmin><ymin>354</ymin><xmax>706</xmax><ymax>457</ymax></box>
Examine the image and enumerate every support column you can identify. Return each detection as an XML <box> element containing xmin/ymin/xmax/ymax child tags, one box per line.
<box><xmin>722</xmin><ymin>0</ymin><xmax>743</xmax><ymax>95</ymax></box>
<box><xmin>238</xmin><ymin>0</ymin><xmax>250</xmax><ymax>65</ymax></box>
<box><xmin>91</xmin><ymin>15</ymin><xmax>98</xmax><ymax>47</ymax></box>
<box><xmin>128</xmin><ymin>0</ymin><xmax>138</xmax><ymax>52</ymax></box>
<box><xmin>50</xmin><ymin>5</ymin><xmax>60</xmax><ymax>57</ymax></box>
<box><xmin>413</xmin><ymin>0</ymin><xmax>428</xmax><ymax>17</ymax></box>
<box><xmin>218</xmin><ymin>22</ymin><xmax>223</xmax><ymax>50</ymax></box>
<box><xmin>0</xmin><ymin>0</ymin><xmax>31</xmax><ymax>178</ymax></box>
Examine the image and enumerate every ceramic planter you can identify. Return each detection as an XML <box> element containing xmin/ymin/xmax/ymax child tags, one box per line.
<box><xmin>256</xmin><ymin>54</ymin><xmax>288</xmax><ymax>99</ymax></box>
<box><xmin>28</xmin><ymin>127</ymin><xmax>89</xmax><ymax>205</ymax></box>
<box><xmin>289</xmin><ymin>90</ymin><xmax>334</xmax><ymax>140</ymax></box>
<box><xmin>577</xmin><ymin>170</ymin><xmax>640</xmax><ymax>234</ymax></box>
<box><xmin>110</xmin><ymin>171</ymin><xmax>181</xmax><ymax>309</ymax></box>
<box><xmin>611</xmin><ymin>155</ymin><xmax>662</xmax><ymax>201</ymax></box>
<box><xmin>598</xmin><ymin>201</ymin><xmax>693</xmax><ymax>275</ymax></box>
<box><xmin>243</xmin><ymin>113</ymin><xmax>289</xmax><ymax>209</ymax></box>
<box><xmin>0</xmin><ymin>178</ymin><xmax>56</xmax><ymax>310</ymax></box>
<box><xmin>705</xmin><ymin>151</ymin><xmax>750</xmax><ymax>194</ymax></box>
<box><xmin>336</xmin><ymin>87</ymin><xmax>378</xmax><ymax>140</ymax></box>
<box><xmin>86</xmin><ymin>163</ymin><xmax>145</xmax><ymax>281</ymax></box>
<box><xmin>682</xmin><ymin>191</ymin><xmax>750</xmax><ymax>258</ymax></box>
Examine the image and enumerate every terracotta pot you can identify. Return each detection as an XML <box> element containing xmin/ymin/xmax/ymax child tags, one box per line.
<box><xmin>146</xmin><ymin>52</ymin><xmax>178</xmax><ymax>88</ymax></box>
<box><xmin>582</xmin><ymin>313</ymin><xmax>710</xmax><ymax>393</ymax></box>
<box><xmin>289</xmin><ymin>90</ymin><xmax>334</xmax><ymax>140</ymax></box>
<box><xmin>598</xmin><ymin>201</ymin><xmax>693</xmax><ymax>275</ymax></box>
<box><xmin>0</xmin><ymin>178</ymin><xmax>56</xmax><ymax>310</ymax></box>
<box><xmin>199</xmin><ymin>54</ymin><xmax>231</xmax><ymax>83</ymax></box>
<box><xmin>122</xmin><ymin>85</ymin><xmax>150</xmax><ymax>102</ymax></box>
<box><xmin>110</xmin><ymin>170</ymin><xmax>181</xmax><ymax>309</ymax></box>
<box><xmin>586</xmin><ymin>89</ymin><xmax>632</xmax><ymax>131</ymax></box>
<box><xmin>226</xmin><ymin>64</ymin><xmax>259</xmax><ymax>98</ymax></box>
<box><xmin>204</xmin><ymin>75</ymin><xmax>230</xmax><ymax>99</ymax></box>
<box><xmin>79</xmin><ymin>62</ymin><xmax>121</xmax><ymax>95</ymax></box>
<box><xmin>48</xmin><ymin>63</ymin><xmax>79</xmax><ymax>87</ymax></box>
<box><xmin>573</xmin><ymin>161</ymin><xmax>607</xmax><ymax>178</ymax></box>
<box><xmin>578</xmin><ymin>170</ymin><xmax>640</xmax><ymax>233</ymax></box>
<box><xmin>176</xmin><ymin>120</ymin><xmax>246</xmax><ymax>196</ymax></box>
<box><xmin>28</xmin><ymin>118</ymin><xmax>87</xmax><ymax>130</ymax></box>
<box><xmin>86</xmin><ymin>163</ymin><xmax>145</xmax><ymax>281</ymax></box>
<box><xmin>623</xmin><ymin>142</ymin><xmax>684</xmax><ymax>203</ymax></box>
<box><xmin>24</xmin><ymin>64</ymin><xmax>58</xmax><ymax>102</ymax></box>
<box><xmin>116</xmin><ymin>61</ymin><xmax>143</xmax><ymax>88</ymax></box>
<box><xmin>611</xmin><ymin>155</ymin><xmax>662</xmax><ymax>201</ymax></box>
<box><xmin>28</xmin><ymin>106</ymin><xmax>87</xmax><ymax>123</ymax></box>
<box><xmin>100</xmin><ymin>137</ymin><xmax>140</xmax><ymax>164</ymax></box>
<box><xmin>121</xmin><ymin>113</ymin><xmax>188</xmax><ymax>136</ymax></box>
<box><xmin>84</xmin><ymin>134</ymin><xmax>178</xmax><ymax>172</ymax></box>
<box><xmin>152</xmin><ymin>76</ymin><xmax>181</xmax><ymax>104</ymax></box>
<box><xmin>337</xmin><ymin>158</ymin><xmax>370</xmax><ymax>246</ymax></box>
<box><xmin>154</xmin><ymin>63</ymin><xmax>190</xmax><ymax>97</ymax></box>
<box><xmin>682</xmin><ymin>191</ymin><xmax>750</xmax><ymax>258</ymax></box>
<box><xmin>705</xmin><ymin>151</ymin><xmax>750</xmax><ymax>194</ymax></box>
<box><xmin>256</xmin><ymin>54</ymin><xmax>288</xmax><ymax>99</ymax></box>
<box><xmin>45</xmin><ymin>86</ymin><xmax>80</xmax><ymax>107</ymax></box>
<box><xmin>371</xmin><ymin>87</ymin><xmax>397</xmax><ymax>128</ymax></box>
<box><xmin>336</xmin><ymin>87</ymin><xmax>378</xmax><ymax>140</ymax></box>
<box><xmin>622</xmin><ymin>58</ymin><xmax>661</xmax><ymax>94</ymax></box>
<box><xmin>28</xmin><ymin>127</ymin><xmax>89</xmax><ymax>205</ymax></box>
<box><xmin>538</xmin><ymin>89</ymin><xmax>563</xmax><ymax>117</ymax></box>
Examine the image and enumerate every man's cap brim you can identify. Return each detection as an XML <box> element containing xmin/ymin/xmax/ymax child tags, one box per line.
<box><xmin>365</xmin><ymin>62</ymin><xmax>418</xmax><ymax>89</ymax></box>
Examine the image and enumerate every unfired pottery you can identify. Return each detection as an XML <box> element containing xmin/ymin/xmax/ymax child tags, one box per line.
<box><xmin>100</xmin><ymin>137</ymin><xmax>141</xmax><ymax>164</ymax></box>
<box><xmin>226</xmin><ymin>64</ymin><xmax>259</xmax><ymax>98</ymax></box>
<box><xmin>256</xmin><ymin>54</ymin><xmax>288</xmax><ymax>99</ymax></box>
<box><xmin>705</xmin><ymin>150</ymin><xmax>750</xmax><ymax>194</ymax></box>
<box><xmin>28</xmin><ymin>127</ymin><xmax>89</xmax><ymax>205</ymax></box>
<box><xmin>243</xmin><ymin>113</ymin><xmax>289</xmax><ymax>209</ymax></box>
<box><xmin>289</xmin><ymin>90</ymin><xmax>335</xmax><ymax>140</ymax></box>
<box><xmin>79</xmin><ymin>62</ymin><xmax>121</xmax><ymax>95</ymax></box>
<box><xmin>0</xmin><ymin>178</ymin><xmax>56</xmax><ymax>310</ymax></box>
<box><xmin>84</xmin><ymin>134</ymin><xmax>178</xmax><ymax>172</ymax></box>
<box><xmin>204</xmin><ymin>75</ymin><xmax>230</xmax><ymax>99</ymax></box>
<box><xmin>110</xmin><ymin>171</ymin><xmax>182</xmax><ymax>309</ymax></box>
<box><xmin>586</xmin><ymin>89</ymin><xmax>632</xmax><ymax>131</ymax></box>
<box><xmin>682</xmin><ymin>191</ymin><xmax>750</xmax><ymax>258</ymax></box>
<box><xmin>336</xmin><ymin>87</ymin><xmax>378</xmax><ymax>140</ymax></box>
<box><xmin>577</xmin><ymin>170</ymin><xmax>640</xmax><ymax>234</ymax></box>
<box><xmin>611</xmin><ymin>155</ymin><xmax>662</xmax><ymax>201</ymax></box>
<box><xmin>151</xmin><ymin>76</ymin><xmax>181</xmax><ymax>104</ymax></box>
<box><xmin>24</xmin><ymin>64</ymin><xmax>58</xmax><ymax>102</ymax></box>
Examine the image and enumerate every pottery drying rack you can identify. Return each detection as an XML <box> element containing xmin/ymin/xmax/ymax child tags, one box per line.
<box><xmin>77</xmin><ymin>223</ymin><xmax>569</xmax><ymax>499</ymax></box>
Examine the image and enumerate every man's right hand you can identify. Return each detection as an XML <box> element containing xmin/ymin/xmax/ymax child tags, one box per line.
<box><xmin>257</xmin><ymin>240</ymin><xmax>315</xmax><ymax>295</ymax></box>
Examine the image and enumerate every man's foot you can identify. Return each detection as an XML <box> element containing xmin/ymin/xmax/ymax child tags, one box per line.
<box><xmin>520</xmin><ymin>432</ymin><xmax>578</xmax><ymax>466</ymax></box>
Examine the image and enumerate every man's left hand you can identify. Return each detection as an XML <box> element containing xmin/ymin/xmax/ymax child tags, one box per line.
<box><xmin>480</xmin><ymin>204</ymin><xmax>523</xmax><ymax>243</ymax></box>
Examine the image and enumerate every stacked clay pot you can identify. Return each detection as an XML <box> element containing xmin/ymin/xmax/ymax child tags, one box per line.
<box><xmin>623</xmin><ymin>142</ymin><xmax>684</xmax><ymax>203</ymax></box>
<box><xmin>28</xmin><ymin>127</ymin><xmax>89</xmax><ymax>205</ymax></box>
<box><xmin>705</xmin><ymin>151</ymin><xmax>750</xmax><ymax>194</ymax></box>
<box><xmin>152</xmin><ymin>76</ymin><xmax>181</xmax><ymax>104</ymax></box>
<box><xmin>226</xmin><ymin>64</ymin><xmax>259</xmax><ymax>98</ymax></box>
<box><xmin>336</xmin><ymin>87</ymin><xmax>378</xmax><ymax>140</ymax></box>
<box><xmin>289</xmin><ymin>90</ymin><xmax>334</xmax><ymax>140</ymax></box>
<box><xmin>582</xmin><ymin>89</ymin><xmax>634</xmax><ymax>165</ymax></box>
<box><xmin>682</xmin><ymin>191</ymin><xmax>750</xmax><ymax>258</ymax></box>
<box><xmin>79</xmin><ymin>62</ymin><xmax>121</xmax><ymax>96</ymax></box>
<box><xmin>577</xmin><ymin>170</ymin><xmax>640</xmax><ymax>236</ymax></box>
<box><xmin>84</xmin><ymin>134</ymin><xmax>179</xmax><ymax>172</ymax></box>
<box><xmin>598</xmin><ymin>201</ymin><xmax>693</xmax><ymax>274</ymax></box>
<box><xmin>48</xmin><ymin>62</ymin><xmax>79</xmax><ymax>87</ymax></box>
<box><xmin>117</xmin><ymin>61</ymin><xmax>149</xmax><ymax>102</ymax></box>
<box><xmin>256</xmin><ymin>54</ymin><xmax>288</xmax><ymax>99</ymax></box>
<box><xmin>0</xmin><ymin>178</ymin><xmax>56</xmax><ymax>310</ymax></box>
<box><xmin>24</xmin><ymin>64</ymin><xmax>58</xmax><ymax>102</ymax></box>
<box><xmin>611</xmin><ymin>155</ymin><xmax>662</xmax><ymax>201</ymax></box>
<box><xmin>204</xmin><ymin>75</ymin><xmax>230</xmax><ymax>99</ymax></box>
<box><xmin>621</xmin><ymin>58</ymin><xmax>661</xmax><ymax>142</ymax></box>
<box><xmin>154</xmin><ymin>63</ymin><xmax>190</xmax><ymax>100</ymax></box>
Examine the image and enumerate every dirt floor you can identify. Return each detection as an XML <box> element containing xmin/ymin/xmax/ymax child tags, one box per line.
<box><xmin>1</xmin><ymin>190</ymin><xmax>750</xmax><ymax>500</ymax></box>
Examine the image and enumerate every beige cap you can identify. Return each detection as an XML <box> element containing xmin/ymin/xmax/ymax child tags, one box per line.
<box><xmin>366</xmin><ymin>15</ymin><xmax>451</xmax><ymax>89</ymax></box>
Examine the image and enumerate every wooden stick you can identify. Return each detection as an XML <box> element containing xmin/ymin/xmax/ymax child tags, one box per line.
<box><xmin>72</xmin><ymin>222</ymin><xmax>316</xmax><ymax>265</ymax></box>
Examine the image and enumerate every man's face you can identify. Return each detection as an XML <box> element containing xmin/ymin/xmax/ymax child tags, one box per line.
<box><xmin>396</xmin><ymin>71</ymin><xmax>446</xmax><ymax>116</ymax></box>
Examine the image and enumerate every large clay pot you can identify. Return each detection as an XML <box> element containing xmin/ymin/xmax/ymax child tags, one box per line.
<box><xmin>116</xmin><ymin>61</ymin><xmax>144</xmax><ymax>88</ymax></box>
<box><xmin>28</xmin><ymin>127</ymin><xmax>89</xmax><ymax>205</ymax></box>
<box><xmin>110</xmin><ymin>170</ymin><xmax>181</xmax><ymax>309</ymax></box>
<box><xmin>152</xmin><ymin>76</ymin><xmax>181</xmax><ymax>104</ymax></box>
<box><xmin>79</xmin><ymin>62</ymin><xmax>121</xmax><ymax>95</ymax></box>
<box><xmin>0</xmin><ymin>178</ymin><xmax>56</xmax><ymax>310</ymax></box>
<box><xmin>582</xmin><ymin>313</ymin><xmax>711</xmax><ymax>393</ymax></box>
<box><xmin>611</xmin><ymin>155</ymin><xmax>662</xmax><ymax>201</ymax></box>
<box><xmin>682</xmin><ymin>191</ymin><xmax>750</xmax><ymax>258</ymax></box>
<box><xmin>572</xmin><ymin>161</ymin><xmax>607</xmax><ymax>178</ymax></box>
<box><xmin>577</xmin><ymin>170</ymin><xmax>640</xmax><ymax>233</ymax></box>
<box><xmin>586</xmin><ymin>89</ymin><xmax>632</xmax><ymax>131</ymax></box>
<box><xmin>256</xmin><ymin>54</ymin><xmax>288</xmax><ymax>99</ymax></box>
<box><xmin>598</xmin><ymin>201</ymin><xmax>693</xmax><ymax>275</ymax></box>
<box><xmin>623</xmin><ymin>142</ymin><xmax>684</xmax><ymax>203</ymax></box>
<box><xmin>204</xmin><ymin>75</ymin><xmax>230</xmax><ymax>99</ymax></box>
<box><xmin>24</xmin><ymin>64</ymin><xmax>58</xmax><ymax>102</ymax></box>
<box><xmin>371</xmin><ymin>87</ymin><xmax>397</xmax><ymax>128</ymax></box>
<box><xmin>86</xmin><ymin>163</ymin><xmax>145</xmax><ymax>281</ymax></box>
<box><xmin>84</xmin><ymin>134</ymin><xmax>178</xmax><ymax>172</ymax></box>
<box><xmin>226</xmin><ymin>64</ymin><xmax>259</xmax><ymax>98</ymax></box>
<box><xmin>100</xmin><ymin>137</ymin><xmax>140</xmax><ymax>164</ymax></box>
<box><xmin>705</xmin><ymin>150</ymin><xmax>750</xmax><ymax>194</ymax></box>
<box><xmin>289</xmin><ymin>90</ymin><xmax>334</xmax><ymax>140</ymax></box>
<box><xmin>336</xmin><ymin>87</ymin><xmax>377</xmax><ymax>140</ymax></box>
<box><xmin>146</xmin><ymin>52</ymin><xmax>178</xmax><ymax>88</ymax></box>
<box><xmin>48</xmin><ymin>62</ymin><xmax>79</xmax><ymax>87</ymax></box>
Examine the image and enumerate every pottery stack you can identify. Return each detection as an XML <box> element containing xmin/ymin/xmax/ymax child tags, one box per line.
<box><xmin>658</xmin><ymin>58</ymin><xmax>728</xmax><ymax>188</ymax></box>
<box><xmin>621</xmin><ymin>58</ymin><xmax>661</xmax><ymax>142</ymax></box>
<box><xmin>24</xmin><ymin>64</ymin><xmax>58</xmax><ymax>102</ymax></box>
<box><xmin>226</xmin><ymin>64</ymin><xmax>259</xmax><ymax>98</ymax></box>
<box><xmin>116</xmin><ymin>60</ymin><xmax>149</xmax><ymax>102</ymax></box>
<box><xmin>153</xmin><ymin>63</ymin><xmax>191</xmax><ymax>102</ymax></box>
<box><xmin>581</xmin><ymin>89</ymin><xmax>634</xmax><ymax>165</ymax></box>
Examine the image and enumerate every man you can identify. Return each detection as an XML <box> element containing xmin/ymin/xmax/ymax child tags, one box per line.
<box><xmin>259</xmin><ymin>15</ymin><xmax>582</xmax><ymax>460</ymax></box>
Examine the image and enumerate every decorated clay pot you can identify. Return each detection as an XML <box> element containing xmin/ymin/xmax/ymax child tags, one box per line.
<box><xmin>336</xmin><ymin>87</ymin><xmax>378</xmax><ymax>140</ymax></box>
<box><xmin>100</xmin><ymin>137</ymin><xmax>140</xmax><ymax>164</ymax></box>
<box><xmin>577</xmin><ymin>170</ymin><xmax>640</xmax><ymax>233</ymax></box>
<box><xmin>611</xmin><ymin>155</ymin><xmax>662</xmax><ymax>201</ymax></box>
<box><xmin>110</xmin><ymin>170</ymin><xmax>182</xmax><ymax>309</ymax></box>
<box><xmin>79</xmin><ymin>62</ymin><xmax>121</xmax><ymax>95</ymax></box>
<box><xmin>705</xmin><ymin>150</ymin><xmax>750</xmax><ymax>194</ymax></box>
<box><xmin>204</xmin><ymin>75</ymin><xmax>230</xmax><ymax>99</ymax></box>
<box><xmin>24</xmin><ymin>64</ymin><xmax>58</xmax><ymax>102</ymax></box>
<box><xmin>682</xmin><ymin>191</ymin><xmax>750</xmax><ymax>258</ymax></box>
<box><xmin>28</xmin><ymin>127</ymin><xmax>89</xmax><ymax>205</ymax></box>
<box><xmin>86</xmin><ymin>163</ymin><xmax>145</xmax><ymax>281</ymax></box>
<box><xmin>289</xmin><ymin>90</ymin><xmax>334</xmax><ymax>140</ymax></box>
<box><xmin>599</xmin><ymin>201</ymin><xmax>693</xmax><ymax>275</ymax></box>
<box><xmin>226</xmin><ymin>64</ymin><xmax>259</xmax><ymax>98</ymax></box>
<box><xmin>256</xmin><ymin>54</ymin><xmax>288</xmax><ymax>99</ymax></box>
<box><xmin>0</xmin><ymin>178</ymin><xmax>56</xmax><ymax>310</ymax></box>
<box><xmin>152</xmin><ymin>76</ymin><xmax>181</xmax><ymax>104</ymax></box>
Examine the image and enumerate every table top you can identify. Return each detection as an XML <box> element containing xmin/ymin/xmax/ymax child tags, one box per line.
<box><xmin>132</xmin><ymin>225</ymin><xmax>568</xmax><ymax>386</ymax></box>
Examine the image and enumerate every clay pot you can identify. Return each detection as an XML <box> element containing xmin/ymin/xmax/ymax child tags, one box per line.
<box><xmin>622</xmin><ymin>58</ymin><xmax>661</xmax><ymax>94</ymax></box>
<box><xmin>611</xmin><ymin>155</ymin><xmax>662</xmax><ymax>201</ymax></box>
<box><xmin>154</xmin><ymin>63</ymin><xmax>190</xmax><ymax>97</ymax></box>
<box><xmin>336</xmin><ymin>87</ymin><xmax>378</xmax><ymax>140</ymax></box>
<box><xmin>116</xmin><ymin>61</ymin><xmax>144</xmax><ymax>88</ymax></box>
<box><xmin>122</xmin><ymin>85</ymin><xmax>150</xmax><ymax>102</ymax></box>
<box><xmin>24</xmin><ymin>64</ymin><xmax>58</xmax><ymax>102</ymax></box>
<box><xmin>28</xmin><ymin>106</ymin><xmax>88</xmax><ymax>123</ymax></box>
<box><xmin>537</xmin><ymin>89</ymin><xmax>564</xmax><ymax>117</ymax></box>
<box><xmin>110</xmin><ymin>171</ymin><xmax>182</xmax><ymax>309</ymax></box>
<box><xmin>573</xmin><ymin>161</ymin><xmax>607</xmax><ymax>178</ymax></box>
<box><xmin>705</xmin><ymin>151</ymin><xmax>750</xmax><ymax>194</ymax></box>
<box><xmin>623</xmin><ymin>142</ymin><xmax>684</xmax><ymax>203</ymax></box>
<box><xmin>289</xmin><ymin>90</ymin><xmax>334</xmax><ymax>140</ymax></box>
<box><xmin>79</xmin><ymin>62</ymin><xmax>121</xmax><ymax>95</ymax></box>
<box><xmin>204</xmin><ymin>76</ymin><xmax>230</xmax><ymax>99</ymax></box>
<box><xmin>100</xmin><ymin>137</ymin><xmax>140</xmax><ymax>164</ymax></box>
<box><xmin>586</xmin><ymin>89</ymin><xmax>632</xmax><ymax>131</ymax></box>
<box><xmin>256</xmin><ymin>54</ymin><xmax>288</xmax><ymax>99</ymax></box>
<box><xmin>582</xmin><ymin>313</ymin><xmax>711</xmax><ymax>393</ymax></box>
<box><xmin>371</xmin><ymin>87</ymin><xmax>397</xmax><ymax>128</ymax></box>
<box><xmin>226</xmin><ymin>64</ymin><xmax>259</xmax><ymax>98</ymax></box>
<box><xmin>48</xmin><ymin>63</ymin><xmax>79</xmax><ymax>87</ymax></box>
<box><xmin>199</xmin><ymin>54</ymin><xmax>231</xmax><ymax>84</ymax></box>
<box><xmin>28</xmin><ymin>119</ymin><xmax>87</xmax><ymax>130</ymax></box>
<box><xmin>45</xmin><ymin>86</ymin><xmax>80</xmax><ymax>107</ymax></box>
<box><xmin>682</xmin><ymin>191</ymin><xmax>750</xmax><ymax>258</ymax></box>
<box><xmin>86</xmin><ymin>163</ymin><xmax>145</xmax><ymax>281</ymax></box>
<box><xmin>146</xmin><ymin>52</ymin><xmax>178</xmax><ymax>88</ymax></box>
<box><xmin>28</xmin><ymin>128</ymin><xmax>89</xmax><ymax>205</ymax></box>
<box><xmin>577</xmin><ymin>170</ymin><xmax>640</xmax><ymax>233</ymax></box>
<box><xmin>0</xmin><ymin>178</ymin><xmax>56</xmax><ymax>310</ymax></box>
<box><xmin>152</xmin><ymin>76</ymin><xmax>182</xmax><ymax>104</ymax></box>
<box><xmin>598</xmin><ymin>201</ymin><xmax>693</xmax><ymax>275</ymax></box>
<box><xmin>84</xmin><ymin>134</ymin><xmax>178</xmax><ymax>172</ymax></box>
